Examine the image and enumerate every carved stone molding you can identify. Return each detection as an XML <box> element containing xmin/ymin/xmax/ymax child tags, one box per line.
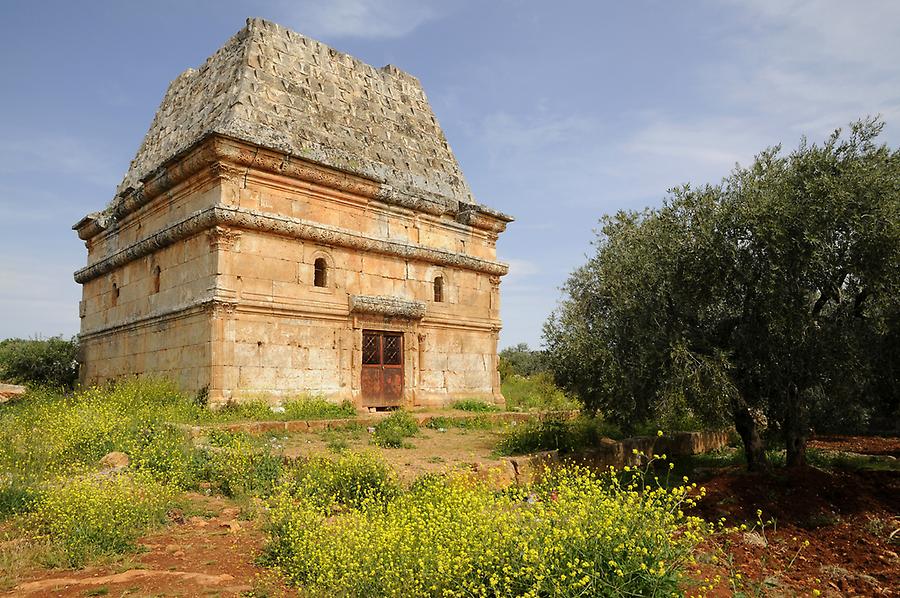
<box><xmin>206</xmin><ymin>226</ymin><xmax>241</xmax><ymax>250</ymax></box>
<box><xmin>210</xmin><ymin>299</ymin><xmax>237</xmax><ymax>318</ymax></box>
<box><xmin>349</xmin><ymin>295</ymin><xmax>426</xmax><ymax>319</ymax></box>
<box><xmin>74</xmin><ymin>205</ymin><xmax>509</xmax><ymax>284</ymax></box>
<box><xmin>74</xmin><ymin>136</ymin><xmax>514</xmax><ymax>242</ymax></box>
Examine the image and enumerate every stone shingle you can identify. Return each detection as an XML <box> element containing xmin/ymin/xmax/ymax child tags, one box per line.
<box><xmin>116</xmin><ymin>17</ymin><xmax>478</xmax><ymax>212</ymax></box>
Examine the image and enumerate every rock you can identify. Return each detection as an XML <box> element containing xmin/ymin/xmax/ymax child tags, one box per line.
<box><xmin>743</xmin><ymin>531</ymin><xmax>768</xmax><ymax>548</ymax></box>
<box><xmin>99</xmin><ymin>451</ymin><xmax>130</xmax><ymax>471</ymax></box>
<box><xmin>188</xmin><ymin>516</ymin><xmax>208</xmax><ymax>527</ymax></box>
<box><xmin>220</xmin><ymin>507</ymin><xmax>240</xmax><ymax>519</ymax></box>
<box><xmin>0</xmin><ymin>384</ymin><xmax>26</xmax><ymax>403</ymax></box>
<box><xmin>221</xmin><ymin>520</ymin><xmax>242</xmax><ymax>532</ymax></box>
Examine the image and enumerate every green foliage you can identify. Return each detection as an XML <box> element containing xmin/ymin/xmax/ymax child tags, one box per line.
<box><xmin>545</xmin><ymin>118</ymin><xmax>900</xmax><ymax>467</ymax></box>
<box><xmin>371</xmin><ymin>411</ymin><xmax>418</xmax><ymax>448</ymax></box>
<box><xmin>206</xmin><ymin>396</ymin><xmax>356</xmax><ymax>423</ymax></box>
<box><xmin>495</xmin><ymin>416</ymin><xmax>625</xmax><ymax>456</ymax></box>
<box><xmin>284</xmin><ymin>451</ymin><xmax>400</xmax><ymax>510</ymax></box>
<box><xmin>30</xmin><ymin>472</ymin><xmax>174</xmax><ymax>567</ymax></box>
<box><xmin>501</xmin><ymin>371</ymin><xmax>578</xmax><ymax>412</ymax></box>
<box><xmin>194</xmin><ymin>432</ymin><xmax>284</xmax><ymax>498</ymax></box>
<box><xmin>0</xmin><ymin>336</ymin><xmax>79</xmax><ymax>389</ymax></box>
<box><xmin>451</xmin><ymin>399</ymin><xmax>500</xmax><ymax>413</ymax></box>
<box><xmin>498</xmin><ymin>342</ymin><xmax>549</xmax><ymax>380</ymax></box>
<box><xmin>0</xmin><ymin>484</ymin><xmax>36</xmax><ymax>520</ymax></box>
<box><xmin>264</xmin><ymin>464</ymin><xmax>707</xmax><ymax>597</ymax></box>
<box><xmin>0</xmin><ymin>379</ymin><xmax>198</xmax><ymax>492</ymax></box>
<box><xmin>283</xmin><ymin>398</ymin><xmax>356</xmax><ymax>420</ymax></box>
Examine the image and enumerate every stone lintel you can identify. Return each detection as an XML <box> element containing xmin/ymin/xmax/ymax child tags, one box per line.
<box><xmin>349</xmin><ymin>295</ymin><xmax>426</xmax><ymax>320</ymax></box>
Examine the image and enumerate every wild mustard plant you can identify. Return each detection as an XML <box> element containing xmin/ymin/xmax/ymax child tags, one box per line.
<box><xmin>29</xmin><ymin>472</ymin><xmax>174</xmax><ymax>567</ymax></box>
<box><xmin>265</xmin><ymin>461</ymin><xmax>709</xmax><ymax>597</ymax></box>
<box><xmin>284</xmin><ymin>450</ymin><xmax>400</xmax><ymax>510</ymax></box>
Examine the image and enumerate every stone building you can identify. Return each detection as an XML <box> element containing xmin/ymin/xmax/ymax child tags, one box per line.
<box><xmin>73</xmin><ymin>18</ymin><xmax>512</xmax><ymax>409</ymax></box>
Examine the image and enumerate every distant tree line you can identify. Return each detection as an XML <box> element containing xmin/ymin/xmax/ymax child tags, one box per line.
<box><xmin>0</xmin><ymin>336</ymin><xmax>80</xmax><ymax>389</ymax></box>
<box><xmin>544</xmin><ymin>118</ymin><xmax>900</xmax><ymax>470</ymax></box>
<box><xmin>498</xmin><ymin>343</ymin><xmax>549</xmax><ymax>380</ymax></box>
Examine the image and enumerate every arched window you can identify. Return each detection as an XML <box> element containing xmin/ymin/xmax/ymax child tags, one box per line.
<box><xmin>433</xmin><ymin>276</ymin><xmax>444</xmax><ymax>302</ymax></box>
<box><xmin>152</xmin><ymin>265</ymin><xmax>161</xmax><ymax>294</ymax></box>
<box><xmin>314</xmin><ymin>258</ymin><xmax>328</xmax><ymax>288</ymax></box>
<box><xmin>111</xmin><ymin>282</ymin><xmax>119</xmax><ymax>307</ymax></box>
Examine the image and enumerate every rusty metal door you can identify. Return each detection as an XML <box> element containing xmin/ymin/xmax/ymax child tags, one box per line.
<box><xmin>361</xmin><ymin>330</ymin><xmax>404</xmax><ymax>407</ymax></box>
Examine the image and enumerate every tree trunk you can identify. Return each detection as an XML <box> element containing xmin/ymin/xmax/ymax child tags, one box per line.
<box><xmin>784</xmin><ymin>384</ymin><xmax>807</xmax><ymax>468</ymax></box>
<box><xmin>733</xmin><ymin>404</ymin><xmax>769</xmax><ymax>472</ymax></box>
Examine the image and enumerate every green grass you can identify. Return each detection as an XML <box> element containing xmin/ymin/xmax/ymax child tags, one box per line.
<box><xmin>202</xmin><ymin>396</ymin><xmax>357</xmax><ymax>423</ymax></box>
<box><xmin>371</xmin><ymin>411</ymin><xmax>419</xmax><ymax>448</ymax></box>
<box><xmin>495</xmin><ymin>415</ymin><xmax>626</xmax><ymax>455</ymax></box>
<box><xmin>451</xmin><ymin>399</ymin><xmax>500</xmax><ymax>413</ymax></box>
<box><xmin>500</xmin><ymin>372</ymin><xmax>578</xmax><ymax>412</ymax></box>
<box><xmin>425</xmin><ymin>415</ymin><xmax>494</xmax><ymax>431</ymax></box>
<box><xmin>807</xmin><ymin>448</ymin><xmax>900</xmax><ymax>472</ymax></box>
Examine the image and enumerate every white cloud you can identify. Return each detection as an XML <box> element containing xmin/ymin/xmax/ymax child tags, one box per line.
<box><xmin>284</xmin><ymin>0</ymin><xmax>448</xmax><ymax>39</ymax></box>
<box><xmin>713</xmin><ymin>0</ymin><xmax>900</xmax><ymax>137</ymax></box>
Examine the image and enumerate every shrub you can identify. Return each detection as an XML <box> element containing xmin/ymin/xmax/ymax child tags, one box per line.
<box><xmin>195</xmin><ymin>432</ymin><xmax>284</xmax><ymax>498</ymax></box>
<box><xmin>451</xmin><ymin>399</ymin><xmax>500</xmax><ymax>413</ymax></box>
<box><xmin>30</xmin><ymin>472</ymin><xmax>174</xmax><ymax>567</ymax></box>
<box><xmin>496</xmin><ymin>416</ymin><xmax>624</xmax><ymax>456</ymax></box>
<box><xmin>284</xmin><ymin>451</ymin><xmax>399</xmax><ymax>510</ymax></box>
<box><xmin>264</xmin><ymin>464</ymin><xmax>708</xmax><ymax>597</ymax></box>
<box><xmin>125</xmin><ymin>422</ymin><xmax>196</xmax><ymax>489</ymax></box>
<box><xmin>502</xmin><ymin>371</ymin><xmax>578</xmax><ymax>412</ymax></box>
<box><xmin>0</xmin><ymin>482</ymin><xmax>36</xmax><ymax>520</ymax></box>
<box><xmin>283</xmin><ymin>397</ymin><xmax>356</xmax><ymax>420</ymax></box>
<box><xmin>0</xmin><ymin>336</ymin><xmax>79</xmax><ymax>389</ymax></box>
<box><xmin>372</xmin><ymin>411</ymin><xmax>418</xmax><ymax>448</ymax></box>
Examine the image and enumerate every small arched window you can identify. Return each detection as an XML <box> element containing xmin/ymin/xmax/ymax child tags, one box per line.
<box><xmin>152</xmin><ymin>265</ymin><xmax>161</xmax><ymax>294</ymax></box>
<box><xmin>433</xmin><ymin>276</ymin><xmax>444</xmax><ymax>302</ymax></box>
<box><xmin>314</xmin><ymin>258</ymin><xmax>328</xmax><ymax>288</ymax></box>
<box><xmin>111</xmin><ymin>282</ymin><xmax>119</xmax><ymax>307</ymax></box>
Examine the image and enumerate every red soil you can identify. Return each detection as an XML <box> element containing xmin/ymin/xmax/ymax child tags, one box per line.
<box><xmin>690</xmin><ymin>467</ymin><xmax>899</xmax><ymax>597</ymax></box>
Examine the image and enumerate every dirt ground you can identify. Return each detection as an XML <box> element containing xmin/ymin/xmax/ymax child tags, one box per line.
<box><xmin>8</xmin><ymin>434</ymin><xmax>899</xmax><ymax>597</ymax></box>
<box><xmin>279</xmin><ymin>425</ymin><xmax>507</xmax><ymax>481</ymax></box>
<box><xmin>809</xmin><ymin>435</ymin><xmax>900</xmax><ymax>457</ymax></box>
<box><xmin>689</xmin><ymin>434</ymin><xmax>900</xmax><ymax>597</ymax></box>
<box><xmin>8</xmin><ymin>494</ymin><xmax>291</xmax><ymax>597</ymax></box>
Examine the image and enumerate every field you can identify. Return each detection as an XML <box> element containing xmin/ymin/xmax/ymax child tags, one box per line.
<box><xmin>0</xmin><ymin>381</ymin><xmax>897</xmax><ymax>597</ymax></box>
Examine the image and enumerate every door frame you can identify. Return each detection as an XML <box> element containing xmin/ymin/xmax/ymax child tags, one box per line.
<box><xmin>360</xmin><ymin>329</ymin><xmax>405</xmax><ymax>408</ymax></box>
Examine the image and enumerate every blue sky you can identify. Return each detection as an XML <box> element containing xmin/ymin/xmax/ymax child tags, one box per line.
<box><xmin>1</xmin><ymin>0</ymin><xmax>899</xmax><ymax>348</ymax></box>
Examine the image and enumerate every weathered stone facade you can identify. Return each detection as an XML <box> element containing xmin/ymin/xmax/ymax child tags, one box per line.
<box><xmin>73</xmin><ymin>18</ymin><xmax>512</xmax><ymax>408</ymax></box>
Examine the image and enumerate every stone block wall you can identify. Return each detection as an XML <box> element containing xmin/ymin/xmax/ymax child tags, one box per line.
<box><xmin>75</xmin><ymin>137</ymin><xmax>509</xmax><ymax>408</ymax></box>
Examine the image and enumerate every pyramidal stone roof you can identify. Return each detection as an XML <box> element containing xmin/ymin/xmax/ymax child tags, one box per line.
<box><xmin>115</xmin><ymin>17</ymin><xmax>491</xmax><ymax>215</ymax></box>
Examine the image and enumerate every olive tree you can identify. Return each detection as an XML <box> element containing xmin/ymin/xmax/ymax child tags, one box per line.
<box><xmin>544</xmin><ymin>118</ymin><xmax>900</xmax><ymax>469</ymax></box>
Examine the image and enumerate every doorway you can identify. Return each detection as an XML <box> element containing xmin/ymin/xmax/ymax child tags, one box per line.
<box><xmin>361</xmin><ymin>330</ymin><xmax>404</xmax><ymax>407</ymax></box>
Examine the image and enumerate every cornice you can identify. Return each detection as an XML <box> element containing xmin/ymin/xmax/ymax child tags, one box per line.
<box><xmin>74</xmin><ymin>135</ymin><xmax>512</xmax><ymax>241</ymax></box>
<box><xmin>73</xmin><ymin>205</ymin><xmax>510</xmax><ymax>284</ymax></box>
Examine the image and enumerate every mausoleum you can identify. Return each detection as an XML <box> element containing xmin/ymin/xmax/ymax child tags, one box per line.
<box><xmin>73</xmin><ymin>18</ymin><xmax>512</xmax><ymax>408</ymax></box>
